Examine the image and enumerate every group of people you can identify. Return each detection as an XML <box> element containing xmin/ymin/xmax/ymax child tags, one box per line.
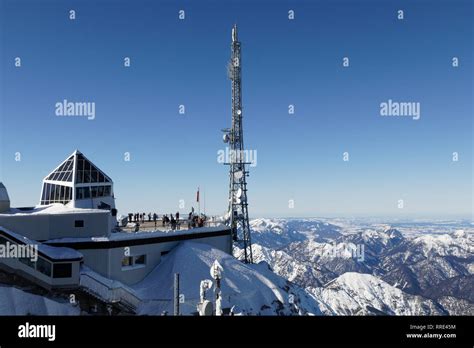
<box><xmin>128</xmin><ymin>212</ymin><xmax>159</xmax><ymax>226</ymax></box>
<box><xmin>161</xmin><ymin>212</ymin><xmax>181</xmax><ymax>230</ymax></box>
<box><xmin>127</xmin><ymin>209</ymin><xmax>207</xmax><ymax>231</ymax></box>
<box><xmin>187</xmin><ymin>212</ymin><xmax>206</xmax><ymax>229</ymax></box>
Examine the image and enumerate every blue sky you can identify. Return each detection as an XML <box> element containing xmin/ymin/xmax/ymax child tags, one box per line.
<box><xmin>0</xmin><ymin>0</ymin><xmax>472</xmax><ymax>218</ymax></box>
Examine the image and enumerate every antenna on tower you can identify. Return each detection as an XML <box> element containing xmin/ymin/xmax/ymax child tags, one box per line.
<box><xmin>222</xmin><ymin>24</ymin><xmax>253</xmax><ymax>264</ymax></box>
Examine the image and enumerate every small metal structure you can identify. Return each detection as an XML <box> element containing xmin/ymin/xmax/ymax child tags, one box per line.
<box><xmin>210</xmin><ymin>260</ymin><xmax>224</xmax><ymax>316</ymax></box>
<box><xmin>197</xmin><ymin>279</ymin><xmax>214</xmax><ymax>316</ymax></box>
<box><xmin>173</xmin><ymin>273</ymin><xmax>180</xmax><ymax>316</ymax></box>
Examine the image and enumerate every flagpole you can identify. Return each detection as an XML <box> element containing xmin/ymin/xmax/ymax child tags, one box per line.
<box><xmin>198</xmin><ymin>186</ymin><xmax>201</xmax><ymax>216</ymax></box>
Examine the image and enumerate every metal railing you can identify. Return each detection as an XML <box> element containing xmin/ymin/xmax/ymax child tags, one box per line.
<box><xmin>80</xmin><ymin>272</ymin><xmax>142</xmax><ymax>311</ymax></box>
<box><xmin>119</xmin><ymin>218</ymin><xmax>225</xmax><ymax>233</ymax></box>
<box><xmin>79</xmin><ymin>272</ymin><xmax>197</xmax><ymax>314</ymax></box>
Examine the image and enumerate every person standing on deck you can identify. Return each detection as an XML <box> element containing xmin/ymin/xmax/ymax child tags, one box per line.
<box><xmin>170</xmin><ymin>214</ymin><xmax>176</xmax><ymax>230</ymax></box>
<box><xmin>187</xmin><ymin>212</ymin><xmax>192</xmax><ymax>229</ymax></box>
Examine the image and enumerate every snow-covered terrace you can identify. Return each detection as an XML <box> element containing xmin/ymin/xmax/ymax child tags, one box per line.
<box><xmin>45</xmin><ymin>225</ymin><xmax>231</xmax><ymax>245</ymax></box>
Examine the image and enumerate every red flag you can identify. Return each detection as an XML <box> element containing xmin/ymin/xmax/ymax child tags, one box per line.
<box><xmin>196</xmin><ymin>187</ymin><xmax>200</xmax><ymax>202</ymax></box>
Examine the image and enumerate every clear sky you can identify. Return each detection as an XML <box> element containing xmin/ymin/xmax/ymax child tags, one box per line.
<box><xmin>0</xmin><ymin>0</ymin><xmax>472</xmax><ymax>219</ymax></box>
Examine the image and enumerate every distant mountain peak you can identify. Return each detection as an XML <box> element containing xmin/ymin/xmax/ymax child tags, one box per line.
<box><xmin>309</xmin><ymin>272</ymin><xmax>446</xmax><ymax>316</ymax></box>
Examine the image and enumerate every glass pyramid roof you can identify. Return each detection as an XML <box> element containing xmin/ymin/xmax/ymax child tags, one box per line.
<box><xmin>44</xmin><ymin>150</ymin><xmax>112</xmax><ymax>184</ymax></box>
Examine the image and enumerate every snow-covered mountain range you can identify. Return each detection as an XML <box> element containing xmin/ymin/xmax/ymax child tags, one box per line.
<box><xmin>242</xmin><ymin>218</ymin><xmax>474</xmax><ymax>315</ymax></box>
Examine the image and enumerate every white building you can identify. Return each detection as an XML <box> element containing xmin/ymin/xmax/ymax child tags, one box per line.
<box><xmin>0</xmin><ymin>151</ymin><xmax>232</xmax><ymax>294</ymax></box>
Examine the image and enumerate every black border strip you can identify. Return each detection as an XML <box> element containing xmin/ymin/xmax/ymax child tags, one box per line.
<box><xmin>0</xmin><ymin>315</ymin><xmax>472</xmax><ymax>345</ymax></box>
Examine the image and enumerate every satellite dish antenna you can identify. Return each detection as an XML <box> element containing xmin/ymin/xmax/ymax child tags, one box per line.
<box><xmin>201</xmin><ymin>279</ymin><xmax>213</xmax><ymax>291</ymax></box>
<box><xmin>210</xmin><ymin>260</ymin><xmax>224</xmax><ymax>280</ymax></box>
<box><xmin>237</xmin><ymin>109</ymin><xmax>242</xmax><ymax>115</ymax></box>
<box><xmin>234</xmin><ymin>171</ymin><xmax>243</xmax><ymax>180</ymax></box>
<box><xmin>199</xmin><ymin>279</ymin><xmax>214</xmax><ymax>303</ymax></box>
<box><xmin>200</xmin><ymin>300</ymin><xmax>214</xmax><ymax>316</ymax></box>
<box><xmin>223</xmin><ymin>133</ymin><xmax>230</xmax><ymax>143</ymax></box>
<box><xmin>234</xmin><ymin>193</ymin><xmax>241</xmax><ymax>204</ymax></box>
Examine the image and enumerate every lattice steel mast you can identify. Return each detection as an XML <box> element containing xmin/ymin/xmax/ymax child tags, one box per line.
<box><xmin>222</xmin><ymin>25</ymin><xmax>253</xmax><ymax>264</ymax></box>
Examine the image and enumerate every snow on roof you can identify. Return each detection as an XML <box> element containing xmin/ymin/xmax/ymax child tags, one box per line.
<box><xmin>0</xmin><ymin>226</ymin><xmax>83</xmax><ymax>260</ymax></box>
<box><xmin>0</xmin><ymin>204</ymin><xmax>108</xmax><ymax>216</ymax></box>
<box><xmin>37</xmin><ymin>244</ymin><xmax>84</xmax><ymax>260</ymax></box>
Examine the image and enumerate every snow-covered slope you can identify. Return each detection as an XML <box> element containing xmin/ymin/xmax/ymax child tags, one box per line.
<box><xmin>0</xmin><ymin>286</ymin><xmax>79</xmax><ymax>315</ymax></box>
<box><xmin>133</xmin><ymin>241</ymin><xmax>324</xmax><ymax>315</ymax></box>
<box><xmin>308</xmin><ymin>273</ymin><xmax>446</xmax><ymax>315</ymax></box>
<box><xmin>381</xmin><ymin>230</ymin><xmax>473</xmax><ymax>295</ymax></box>
<box><xmin>243</xmin><ymin>244</ymin><xmax>325</xmax><ymax>287</ymax></box>
<box><xmin>411</xmin><ymin>230</ymin><xmax>473</xmax><ymax>258</ymax></box>
<box><xmin>436</xmin><ymin>296</ymin><xmax>474</xmax><ymax>316</ymax></box>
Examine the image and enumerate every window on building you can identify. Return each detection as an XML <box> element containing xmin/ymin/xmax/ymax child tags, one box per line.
<box><xmin>122</xmin><ymin>255</ymin><xmax>146</xmax><ymax>269</ymax></box>
<box><xmin>74</xmin><ymin>220</ymin><xmax>84</xmax><ymax>228</ymax></box>
<box><xmin>98</xmin><ymin>171</ymin><xmax>105</xmax><ymax>182</ymax></box>
<box><xmin>19</xmin><ymin>256</ymin><xmax>36</xmax><ymax>269</ymax></box>
<box><xmin>54</xmin><ymin>185</ymin><xmax>61</xmax><ymax>201</ymax></box>
<box><xmin>36</xmin><ymin>258</ymin><xmax>52</xmax><ymax>277</ymax></box>
<box><xmin>40</xmin><ymin>183</ymin><xmax>72</xmax><ymax>205</ymax></box>
<box><xmin>46</xmin><ymin>157</ymin><xmax>74</xmax><ymax>182</ymax></box>
<box><xmin>53</xmin><ymin>263</ymin><xmax>72</xmax><ymax>278</ymax></box>
<box><xmin>76</xmin><ymin>187</ymin><xmax>91</xmax><ymax>200</ymax></box>
<box><xmin>135</xmin><ymin>255</ymin><xmax>146</xmax><ymax>265</ymax></box>
<box><xmin>75</xmin><ymin>154</ymin><xmax>111</xmax><ymax>184</ymax></box>
<box><xmin>83</xmin><ymin>160</ymin><xmax>92</xmax><ymax>183</ymax></box>
<box><xmin>121</xmin><ymin>256</ymin><xmax>133</xmax><ymax>268</ymax></box>
<box><xmin>91</xmin><ymin>186</ymin><xmax>98</xmax><ymax>198</ymax></box>
<box><xmin>76</xmin><ymin>158</ymin><xmax>85</xmax><ymax>183</ymax></box>
<box><xmin>103</xmin><ymin>186</ymin><xmax>111</xmax><ymax>196</ymax></box>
